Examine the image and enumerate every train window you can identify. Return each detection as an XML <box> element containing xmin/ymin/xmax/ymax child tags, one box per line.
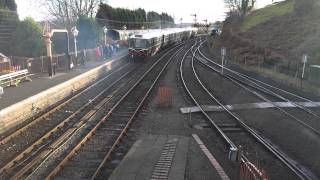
<box><xmin>129</xmin><ymin>39</ymin><xmax>134</xmax><ymax>47</ymax></box>
<box><xmin>134</xmin><ymin>39</ymin><xmax>148</xmax><ymax>48</ymax></box>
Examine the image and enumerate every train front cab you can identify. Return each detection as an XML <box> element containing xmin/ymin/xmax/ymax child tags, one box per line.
<box><xmin>128</xmin><ymin>37</ymin><xmax>161</xmax><ymax>61</ymax></box>
<box><xmin>128</xmin><ymin>38</ymin><xmax>149</xmax><ymax>60</ymax></box>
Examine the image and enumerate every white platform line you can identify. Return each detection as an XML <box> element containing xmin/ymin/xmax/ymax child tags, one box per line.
<box><xmin>192</xmin><ymin>134</ymin><xmax>230</xmax><ymax>180</ymax></box>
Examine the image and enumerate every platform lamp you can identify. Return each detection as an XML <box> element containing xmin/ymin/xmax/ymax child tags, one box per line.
<box><xmin>123</xmin><ymin>25</ymin><xmax>127</xmax><ymax>35</ymax></box>
<box><xmin>103</xmin><ymin>26</ymin><xmax>108</xmax><ymax>46</ymax></box>
<box><xmin>123</xmin><ymin>25</ymin><xmax>127</xmax><ymax>40</ymax></box>
<box><xmin>72</xmin><ymin>27</ymin><xmax>79</xmax><ymax>58</ymax></box>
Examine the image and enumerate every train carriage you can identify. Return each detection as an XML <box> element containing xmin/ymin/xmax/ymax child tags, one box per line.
<box><xmin>106</xmin><ymin>29</ymin><xmax>160</xmax><ymax>46</ymax></box>
<box><xmin>128</xmin><ymin>27</ymin><xmax>198</xmax><ymax>60</ymax></box>
<box><xmin>128</xmin><ymin>31</ymin><xmax>163</xmax><ymax>58</ymax></box>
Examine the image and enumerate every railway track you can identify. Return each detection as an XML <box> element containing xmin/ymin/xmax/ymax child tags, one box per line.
<box><xmin>0</xmin><ymin>60</ymin><xmax>140</xmax><ymax>179</ymax></box>
<box><xmin>180</xmin><ymin>39</ymin><xmax>318</xmax><ymax>179</ymax></box>
<box><xmin>0</xmin><ymin>44</ymin><xmax>187</xmax><ymax>179</ymax></box>
<box><xmin>196</xmin><ymin>40</ymin><xmax>320</xmax><ymax>178</ymax></box>
<box><xmin>42</xmin><ymin>43</ymin><xmax>187</xmax><ymax>180</ymax></box>
<box><xmin>196</xmin><ymin>42</ymin><xmax>320</xmax><ymax>135</ymax></box>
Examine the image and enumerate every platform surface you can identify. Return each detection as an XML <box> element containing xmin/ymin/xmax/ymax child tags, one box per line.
<box><xmin>0</xmin><ymin>50</ymin><xmax>127</xmax><ymax>110</ymax></box>
<box><xmin>108</xmin><ymin>134</ymin><xmax>190</xmax><ymax>180</ymax></box>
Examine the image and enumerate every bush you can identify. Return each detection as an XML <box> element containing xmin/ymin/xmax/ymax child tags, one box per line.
<box><xmin>294</xmin><ymin>0</ymin><xmax>315</xmax><ymax>15</ymax></box>
<box><xmin>13</xmin><ymin>17</ymin><xmax>44</xmax><ymax>57</ymax></box>
<box><xmin>0</xmin><ymin>0</ymin><xmax>17</xmax><ymax>11</ymax></box>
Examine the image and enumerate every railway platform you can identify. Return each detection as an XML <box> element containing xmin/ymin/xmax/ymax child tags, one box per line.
<box><xmin>0</xmin><ymin>50</ymin><xmax>127</xmax><ymax>110</ymax></box>
<box><xmin>0</xmin><ymin>50</ymin><xmax>127</xmax><ymax>134</ymax></box>
<box><xmin>109</xmin><ymin>134</ymin><xmax>189</xmax><ymax>180</ymax></box>
<box><xmin>109</xmin><ymin>134</ymin><xmax>228</xmax><ymax>180</ymax></box>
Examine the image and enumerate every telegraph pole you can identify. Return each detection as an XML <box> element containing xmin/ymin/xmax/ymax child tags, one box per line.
<box><xmin>191</xmin><ymin>14</ymin><xmax>197</xmax><ymax>26</ymax></box>
<box><xmin>203</xmin><ymin>19</ymin><xmax>208</xmax><ymax>25</ymax></box>
<box><xmin>203</xmin><ymin>19</ymin><xmax>208</xmax><ymax>32</ymax></box>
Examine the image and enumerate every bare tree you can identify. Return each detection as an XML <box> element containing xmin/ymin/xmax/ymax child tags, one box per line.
<box><xmin>225</xmin><ymin>0</ymin><xmax>256</xmax><ymax>17</ymax></box>
<box><xmin>44</xmin><ymin>0</ymin><xmax>104</xmax><ymax>29</ymax></box>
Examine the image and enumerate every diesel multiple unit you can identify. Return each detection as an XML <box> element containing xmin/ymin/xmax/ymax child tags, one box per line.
<box><xmin>128</xmin><ymin>28</ymin><xmax>197</xmax><ymax>59</ymax></box>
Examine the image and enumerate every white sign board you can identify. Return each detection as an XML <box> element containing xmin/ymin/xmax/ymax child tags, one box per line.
<box><xmin>302</xmin><ymin>54</ymin><xmax>308</xmax><ymax>63</ymax></box>
<box><xmin>221</xmin><ymin>47</ymin><xmax>226</xmax><ymax>74</ymax></box>
<box><xmin>302</xmin><ymin>54</ymin><xmax>308</xmax><ymax>79</ymax></box>
<box><xmin>221</xmin><ymin>47</ymin><xmax>226</xmax><ymax>57</ymax></box>
<box><xmin>0</xmin><ymin>86</ymin><xmax>4</xmax><ymax>97</ymax></box>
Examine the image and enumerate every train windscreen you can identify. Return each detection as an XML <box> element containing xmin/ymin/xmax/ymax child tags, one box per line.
<box><xmin>130</xmin><ymin>39</ymin><xmax>148</xmax><ymax>49</ymax></box>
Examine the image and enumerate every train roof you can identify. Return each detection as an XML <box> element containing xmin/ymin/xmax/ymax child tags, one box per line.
<box><xmin>131</xmin><ymin>30</ymin><xmax>163</xmax><ymax>39</ymax></box>
<box><xmin>129</xmin><ymin>27</ymin><xmax>197</xmax><ymax>40</ymax></box>
<box><xmin>107</xmin><ymin>29</ymin><xmax>158</xmax><ymax>40</ymax></box>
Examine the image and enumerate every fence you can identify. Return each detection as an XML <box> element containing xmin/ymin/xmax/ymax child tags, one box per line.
<box><xmin>224</xmin><ymin>29</ymin><xmax>319</xmax><ymax>85</ymax></box>
<box><xmin>9</xmin><ymin>48</ymin><xmax>102</xmax><ymax>74</ymax></box>
<box><xmin>231</xmin><ymin>52</ymin><xmax>319</xmax><ymax>85</ymax></box>
<box><xmin>239</xmin><ymin>161</ymin><xmax>269</xmax><ymax>180</ymax></box>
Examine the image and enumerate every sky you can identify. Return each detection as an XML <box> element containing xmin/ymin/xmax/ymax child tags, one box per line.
<box><xmin>16</xmin><ymin>0</ymin><xmax>277</xmax><ymax>23</ymax></box>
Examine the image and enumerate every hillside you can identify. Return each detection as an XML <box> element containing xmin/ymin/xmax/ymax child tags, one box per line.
<box><xmin>215</xmin><ymin>0</ymin><xmax>320</xmax><ymax>78</ymax></box>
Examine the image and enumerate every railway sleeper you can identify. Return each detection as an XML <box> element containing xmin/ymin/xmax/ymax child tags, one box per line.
<box><xmin>111</xmin><ymin>111</ymin><xmax>135</xmax><ymax>116</ymax></box>
<box><xmin>101</xmin><ymin>123</ymin><xmax>126</xmax><ymax>128</ymax></box>
<box><xmin>71</xmin><ymin>156</ymin><xmax>104</xmax><ymax>164</ymax></box>
<box><xmin>218</xmin><ymin>123</ymin><xmax>243</xmax><ymax>133</ymax></box>
<box><xmin>93</xmin><ymin>130</ymin><xmax>120</xmax><ymax>137</ymax></box>
<box><xmin>81</xmin><ymin>145</ymin><xmax>111</xmax><ymax>152</ymax></box>
<box><xmin>58</xmin><ymin>167</ymin><xmax>95</xmax><ymax>179</ymax></box>
<box><xmin>106</xmin><ymin>119</ymin><xmax>129</xmax><ymax>124</ymax></box>
<box><xmin>67</xmin><ymin>161</ymin><xmax>101</xmax><ymax>169</ymax></box>
<box><xmin>98</xmin><ymin>127</ymin><xmax>125</xmax><ymax>132</ymax></box>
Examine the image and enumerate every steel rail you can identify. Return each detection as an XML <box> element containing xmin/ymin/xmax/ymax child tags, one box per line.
<box><xmin>45</xmin><ymin>43</ymin><xmax>185</xmax><ymax>180</ymax></box>
<box><xmin>0</xmin><ymin>60</ymin><xmax>129</xmax><ymax>145</ymax></box>
<box><xmin>181</xmin><ymin>39</ymin><xmax>253</xmax><ymax>166</ymax></box>
<box><xmin>198</xmin><ymin>41</ymin><xmax>320</xmax><ymax>119</ymax></box>
<box><xmin>10</xmin><ymin>69</ymin><xmax>136</xmax><ymax>180</ymax></box>
<box><xmin>0</xmin><ymin>66</ymin><xmax>135</xmax><ymax>178</ymax></box>
<box><xmin>200</xmin><ymin>45</ymin><xmax>314</xmax><ymax>103</ymax></box>
<box><xmin>196</xmin><ymin>43</ymin><xmax>320</xmax><ymax>136</ymax></box>
<box><xmin>91</xmin><ymin>46</ymin><xmax>186</xmax><ymax>180</ymax></box>
<box><xmin>179</xmin><ymin>40</ymin><xmax>238</xmax><ymax>151</ymax></box>
<box><xmin>191</xmin><ymin>42</ymin><xmax>317</xmax><ymax>180</ymax></box>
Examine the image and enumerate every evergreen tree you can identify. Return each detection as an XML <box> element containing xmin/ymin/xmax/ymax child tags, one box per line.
<box><xmin>96</xmin><ymin>4</ymin><xmax>175</xmax><ymax>29</ymax></box>
<box><xmin>13</xmin><ymin>17</ymin><xmax>44</xmax><ymax>57</ymax></box>
<box><xmin>76</xmin><ymin>15</ymin><xmax>100</xmax><ymax>49</ymax></box>
<box><xmin>0</xmin><ymin>0</ymin><xmax>17</xmax><ymax>11</ymax></box>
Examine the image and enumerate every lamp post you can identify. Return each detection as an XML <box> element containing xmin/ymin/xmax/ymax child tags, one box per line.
<box><xmin>123</xmin><ymin>25</ymin><xmax>128</xmax><ymax>41</ymax></box>
<box><xmin>72</xmin><ymin>27</ymin><xmax>79</xmax><ymax>58</ymax></box>
<box><xmin>103</xmin><ymin>26</ymin><xmax>108</xmax><ymax>46</ymax></box>
<box><xmin>191</xmin><ymin>14</ymin><xmax>197</xmax><ymax>26</ymax></box>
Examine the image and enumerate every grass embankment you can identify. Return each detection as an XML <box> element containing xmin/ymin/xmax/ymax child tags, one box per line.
<box><xmin>240</xmin><ymin>1</ymin><xmax>294</xmax><ymax>32</ymax></box>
